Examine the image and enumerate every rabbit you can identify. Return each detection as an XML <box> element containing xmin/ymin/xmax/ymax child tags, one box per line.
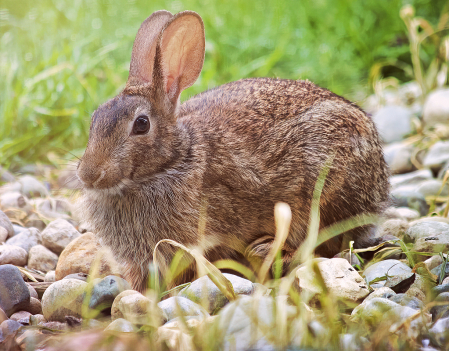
<box><xmin>76</xmin><ymin>10</ymin><xmax>390</xmax><ymax>292</ymax></box>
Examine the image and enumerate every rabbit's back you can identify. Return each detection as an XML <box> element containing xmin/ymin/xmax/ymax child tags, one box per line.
<box><xmin>179</xmin><ymin>78</ymin><xmax>389</xmax><ymax>257</ymax></box>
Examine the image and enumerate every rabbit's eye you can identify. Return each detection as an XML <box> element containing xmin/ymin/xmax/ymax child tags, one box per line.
<box><xmin>132</xmin><ymin>115</ymin><xmax>150</xmax><ymax>135</ymax></box>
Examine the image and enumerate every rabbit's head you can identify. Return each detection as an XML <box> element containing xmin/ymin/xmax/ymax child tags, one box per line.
<box><xmin>77</xmin><ymin>11</ymin><xmax>205</xmax><ymax>192</ymax></box>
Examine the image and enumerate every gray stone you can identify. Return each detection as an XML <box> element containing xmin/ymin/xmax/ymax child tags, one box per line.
<box><xmin>423</xmin><ymin>141</ymin><xmax>449</xmax><ymax>172</ymax></box>
<box><xmin>431</xmin><ymin>263</ymin><xmax>449</xmax><ymax>283</ymax></box>
<box><xmin>0</xmin><ymin>192</ymin><xmax>32</xmax><ymax>214</ymax></box>
<box><xmin>0</xmin><ymin>227</ymin><xmax>7</xmax><ymax>243</ymax></box>
<box><xmin>117</xmin><ymin>291</ymin><xmax>165</xmax><ymax>325</ymax></box>
<box><xmin>24</xmin><ymin>213</ymin><xmax>46</xmax><ymax>231</ymax></box>
<box><xmin>414</xmin><ymin>233</ymin><xmax>449</xmax><ymax>259</ymax></box>
<box><xmin>111</xmin><ymin>290</ymin><xmax>141</xmax><ymax>320</ymax></box>
<box><xmin>296</xmin><ymin>258</ymin><xmax>369</xmax><ymax>302</ymax></box>
<box><xmin>62</xmin><ymin>273</ymin><xmax>88</xmax><ymax>281</ymax></box>
<box><xmin>41</xmin><ymin>219</ymin><xmax>81</xmax><ymax>254</ymax></box>
<box><xmin>0</xmin><ymin>210</ymin><xmax>14</xmax><ymax>239</ymax></box>
<box><xmin>1</xmin><ymin>175</ymin><xmax>48</xmax><ymax>198</ymax></box>
<box><xmin>179</xmin><ymin>273</ymin><xmax>254</xmax><ymax>313</ymax></box>
<box><xmin>24</xmin><ymin>297</ymin><xmax>43</xmax><ymax>315</ymax></box>
<box><xmin>25</xmin><ymin>283</ymin><xmax>38</xmax><ymax>299</ymax></box>
<box><xmin>391</xmin><ymin>188</ymin><xmax>429</xmax><ymax>216</ymax></box>
<box><xmin>384</xmin><ymin>272</ymin><xmax>416</xmax><ymax>293</ymax></box>
<box><xmin>12</xmin><ymin>224</ymin><xmax>26</xmax><ymax>236</ymax></box>
<box><xmin>388</xmin><ymin>293</ymin><xmax>423</xmax><ymax>310</ymax></box>
<box><xmin>88</xmin><ymin>275</ymin><xmax>131</xmax><ymax>312</ymax></box>
<box><xmin>363</xmin><ymin>259</ymin><xmax>412</xmax><ymax>288</ymax></box>
<box><xmin>34</xmin><ymin>198</ymin><xmax>73</xmax><ymax>221</ymax></box>
<box><xmin>41</xmin><ymin>279</ymin><xmax>87</xmax><ymax>322</ymax></box>
<box><xmin>423</xmin><ymin>88</ymin><xmax>449</xmax><ymax>125</ymax></box>
<box><xmin>158</xmin><ymin>296</ymin><xmax>209</xmax><ymax>322</ymax></box>
<box><xmin>104</xmin><ymin>318</ymin><xmax>138</xmax><ymax>332</ymax></box>
<box><xmin>390</xmin><ymin>169</ymin><xmax>433</xmax><ymax>189</ymax></box>
<box><xmin>432</xmin><ymin>283</ymin><xmax>449</xmax><ymax>297</ymax></box>
<box><xmin>0</xmin><ymin>319</ymin><xmax>22</xmax><ymax>342</ymax></box>
<box><xmin>0</xmin><ymin>244</ymin><xmax>28</xmax><ymax>266</ymax></box>
<box><xmin>383</xmin><ymin>207</ymin><xmax>420</xmax><ymax>221</ymax></box>
<box><xmin>10</xmin><ymin>311</ymin><xmax>31</xmax><ymax>323</ymax></box>
<box><xmin>431</xmin><ymin>292</ymin><xmax>449</xmax><ymax>319</ymax></box>
<box><xmin>377</xmin><ymin>219</ymin><xmax>409</xmax><ymax>239</ymax></box>
<box><xmin>0</xmin><ymin>167</ymin><xmax>15</xmax><ymax>183</ymax></box>
<box><xmin>416</xmin><ymin>179</ymin><xmax>449</xmax><ymax>198</ymax></box>
<box><xmin>6</xmin><ymin>227</ymin><xmax>41</xmax><ymax>253</ymax></box>
<box><xmin>384</xmin><ymin>142</ymin><xmax>415</xmax><ymax>174</ymax></box>
<box><xmin>372</xmin><ymin>106</ymin><xmax>413</xmax><ymax>143</ymax></box>
<box><xmin>429</xmin><ymin>317</ymin><xmax>449</xmax><ymax>345</ymax></box>
<box><xmin>28</xmin><ymin>245</ymin><xmax>58</xmax><ymax>273</ymax></box>
<box><xmin>0</xmin><ymin>265</ymin><xmax>30</xmax><ymax>316</ymax></box>
<box><xmin>404</xmin><ymin>221</ymin><xmax>449</xmax><ymax>243</ymax></box>
<box><xmin>363</xmin><ymin>287</ymin><xmax>396</xmax><ymax>303</ymax></box>
<box><xmin>339</xmin><ymin>334</ymin><xmax>369</xmax><ymax>351</ymax></box>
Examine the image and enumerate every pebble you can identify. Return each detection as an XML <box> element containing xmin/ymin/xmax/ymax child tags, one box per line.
<box><xmin>6</xmin><ymin>227</ymin><xmax>41</xmax><ymax>253</ymax></box>
<box><xmin>414</xmin><ymin>233</ymin><xmax>449</xmax><ymax>259</ymax></box>
<box><xmin>428</xmin><ymin>316</ymin><xmax>449</xmax><ymax>345</ymax></box>
<box><xmin>28</xmin><ymin>244</ymin><xmax>59</xmax><ymax>272</ymax></box>
<box><xmin>0</xmin><ymin>210</ymin><xmax>14</xmax><ymax>239</ymax></box>
<box><xmin>423</xmin><ymin>88</ymin><xmax>449</xmax><ymax>125</ymax></box>
<box><xmin>296</xmin><ymin>258</ymin><xmax>369</xmax><ymax>302</ymax></box>
<box><xmin>388</xmin><ymin>293</ymin><xmax>423</xmax><ymax>310</ymax></box>
<box><xmin>383</xmin><ymin>207</ymin><xmax>420</xmax><ymax>221</ymax></box>
<box><xmin>0</xmin><ymin>319</ymin><xmax>22</xmax><ymax>342</ymax></box>
<box><xmin>0</xmin><ymin>265</ymin><xmax>30</xmax><ymax>317</ymax></box>
<box><xmin>12</xmin><ymin>224</ymin><xmax>26</xmax><ymax>236</ymax></box>
<box><xmin>390</xmin><ymin>169</ymin><xmax>433</xmax><ymax>189</ymax></box>
<box><xmin>364</xmin><ymin>287</ymin><xmax>396</xmax><ymax>302</ymax></box>
<box><xmin>404</xmin><ymin>221</ymin><xmax>449</xmax><ymax>243</ymax></box>
<box><xmin>431</xmin><ymin>292</ymin><xmax>449</xmax><ymax>319</ymax></box>
<box><xmin>0</xmin><ymin>166</ymin><xmax>15</xmax><ymax>183</ymax></box>
<box><xmin>0</xmin><ymin>191</ymin><xmax>32</xmax><ymax>214</ymax></box>
<box><xmin>25</xmin><ymin>283</ymin><xmax>38</xmax><ymax>299</ymax></box>
<box><xmin>42</xmin><ymin>279</ymin><xmax>87</xmax><ymax>322</ymax></box>
<box><xmin>431</xmin><ymin>283</ymin><xmax>449</xmax><ymax>297</ymax></box>
<box><xmin>0</xmin><ymin>308</ymin><xmax>7</xmax><ymax>323</ymax></box>
<box><xmin>390</xmin><ymin>188</ymin><xmax>429</xmax><ymax>216</ymax></box>
<box><xmin>384</xmin><ymin>142</ymin><xmax>415</xmax><ymax>174</ymax></box>
<box><xmin>25</xmin><ymin>297</ymin><xmax>43</xmax><ymax>315</ymax></box>
<box><xmin>117</xmin><ymin>291</ymin><xmax>164</xmax><ymax>325</ymax></box>
<box><xmin>415</xmin><ymin>179</ymin><xmax>449</xmax><ymax>198</ymax></box>
<box><xmin>35</xmin><ymin>198</ymin><xmax>73</xmax><ymax>220</ymax></box>
<box><xmin>0</xmin><ymin>244</ymin><xmax>28</xmax><ymax>266</ymax></box>
<box><xmin>179</xmin><ymin>273</ymin><xmax>254</xmax><ymax>313</ymax></box>
<box><xmin>10</xmin><ymin>311</ymin><xmax>31</xmax><ymax>323</ymax></box>
<box><xmin>29</xmin><ymin>314</ymin><xmax>46</xmax><ymax>326</ymax></box>
<box><xmin>111</xmin><ymin>290</ymin><xmax>140</xmax><ymax>320</ymax></box>
<box><xmin>42</xmin><ymin>218</ymin><xmax>81</xmax><ymax>255</ymax></box>
<box><xmin>44</xmin><ymin>270</ymin><xmax>56</xmax><ymax>282</ymax></box>
<box><xmin>158</xmin><ymin>296</ymin><xmax>209</xmax><ymax>322</ymax></box>
<box><xmin>88</xmin><ymin>275</ymin><xmax>131</xmax><ymax>312</ymax></box>
<box><xmin>63</xmin><ymin>273</ymin><xmax>89</xmax><ymax>281</ymax></box>
<box><xmin>104</xmin><ymin>318</ymin><xmax>138</xmax><ymax>332</ymax></box>
<box><xmin>377</xmin><ymin>219</ymin><xmax>409</xmax><ymax>239</ymax></box>
<box><xmin>3</xmin><ymin>175</ymin><xmax>49</xmax><ymax>198</ymax></box>
<box><xmin>55</xmin><ymin>232</ymin><xmax>121</xmax><ymax>280</ymax></box>
<box><xmin>0</xmin><ymin>226</ymin><xmax>7</xmax><ymax>243</ymax></box>
<box><xmin>363</xmin><ymin>259</ymin><xmax>412</xmax><ymax>288</ymax></box>
<box><xmin>372</xmin><ymin>106</ymin><xmax>413</xmax><ymax>143</ymax></box>
<box><xmin>423</xmin><ymin>141</ymin><xmax>449</xmax><ymax>173</ymax></box>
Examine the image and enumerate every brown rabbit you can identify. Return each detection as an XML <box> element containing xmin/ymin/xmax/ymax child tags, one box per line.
<box><xmin>76</xmin><ymin>10</ymin><xmax>390</xmax><ymax>291</ymax></box>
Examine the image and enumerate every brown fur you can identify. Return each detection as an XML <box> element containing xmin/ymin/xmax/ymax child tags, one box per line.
<box><xmin>76</xmin><ymin>10</ymin><xmax>390</xmax><ymax>291</ymax></box>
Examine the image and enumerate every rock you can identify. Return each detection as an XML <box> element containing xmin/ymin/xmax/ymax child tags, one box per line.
<box><xmin>55</xmin><ymin>232</ymin><xmax>121</xmax><ymax>281</ymax></box>
<box><xmin>363</xmin><ymin>287</ymin><xmax>396</xmax><ymax>302</ymax></box>
<box><xmin>0</xmin><ymin>244</ymin><xmax>27</xmax><ymax>266</ymax></box>
<box><xmin>383</xmin><ymin>207</ymin><xmax>420</xmax><ymax>222</ymax></box>
<box><xmin>25</xmin><ymin>283</ymin><xmax>38</xmax><ymax>299</ymax></box>
<box><xmin>339</xmin><ymin>334</ymin><xmax>369</xmax><ymax>351</ymax></box>
<box><xmin>416</xmin><ymin>179</ymin><xmax>449</xmax><ymax>198</ymax></box>
<box><xmin>388</xmin><ymin>293</ymin><xmax>423</xmax><ymax>310</ymax></box>
<box><xmin>431</xmin><ymin>283</ymin><xmax>449</xmax><ymax>297</ymax></box>
<box><xmin>0</xmin><ymin>227</ymin><xmax>7</xmax><ymax>243</ymax></box>
<box><xmin>44</xmin><ymin>271</ymin><xmax>56</xmax><ymax>282</ymax></box>
<box><xmin>29</xmin><ymin>314</ymin><xmax>46</xmax><ymax>326</ymax></box>
<box><xmin>391</xmin><ymin>188</ymin><xmax>429</xmax><ymax>216</ymax></box>
<box><xmin>431</xmin><ymin>292</ymin><xmax>449</xmax><ymax>319</ymax></box>
<box><xmin>118</xmin><ymin>292</ymin><xmax>164</xmax><ymax>325</ymax></box>
<box><xmin>42</xmin><ymin>279</ymin><xmax>87</xmax><ymax>322</ymax></box>
<box><xmin>24</xmin><ymin>297</ymin><xmax>43</xmax><ymax>315</ymax></box>
<box><xmin>333</xmin><ymin>251</ymin><xmax>361</xmax><ymax>267</ymax></box>
<box><xmin>41</xmin><ymin>219</ymin><xmax>81</xmax><ymax>255</ymax></box>
<box><xmin>363</xmin><ymin>259</ymin><xmax>412</xmax><ymax>288</ymax></box>
<box><xmin>0</xmin><ymin>308</ymin><xmax>7</xmax><ymax>324</ymax></box>
<box><xmin>0</xmin><ymin>265</ymin><xmax>30</xmax><ymax>316</ymax></box>
<box><xmin>24</xmin><ymin>213</ymin><xmax>46</xmax><ymax>231</ymax></box>
<box><xmin>38</xmin><ymin>321</ymin><xmax>68</xmax><ymax>331</ymax></box>
<box><xmin>431</xmin><ymin>262</ymin><xmax>449</xmax><ymax>283</ymax></box>
<box><xmin>296</xmin><ymin>258</ymin><xmax>369</xmax><ymax>302</ymax></box>
<box><xmin>372</xmin><ymin>106</ymin><xmax>413</xmax><ymax>143</ymax></box>
<box><xmin>10</xmin><ymin>311</ymin><xmax>31</xmax><ymax>323</ymax></box>
<box><xmin>28</xmin><ymin>245</ymin><xmax>58</xmax><ymax>272</ymax></box>
<box><xmin>377</xmin><ymin>219</ymin><xmax>409</xmax><ymax>239</ymax></box>
<box><xmin>390</xmin><ymin>169</ymin><xmax>433</xmax><ymax>189</ymax></box>
<box><xmin>12</xmin><ymin>224</ymin><xmax>26</xmax><ymax>236</ymax></box>
<box><xmin>111</xmin><ymin>290</ymin><xmax>140</xmax><ymax>320</ymax></box>
<box><xmin>0</xmin><ymin>319</ymin><xmax>22</xmax><ymax>341</ymax></box>
<box><xmin>423</xmin><ymin>141</ymin><xmax>449</xmax><ymax>172</ymax></box>
<box><xmin>104</xmin><ymin>318</ymin><xmax>138</xmax><ymax>332</ymax></box>
<box><xmin>179</xmin><ymin>273</ymin><xmax>254</xmax><ymax>313</ymax></box>
<box><xmin>1</xmin><ymin>175</ymin><xmax>48</xmax><ymax>198</ymax></box>
<box><xmin>218</xmin><ymin>295</ymin><xmax>292</xmax><ymax>351</ymax></box>
<box><xmin>0</xmin><ymin>191</ymin><xmax>32</xmax><ymax>214</ymax></box>
<box><xmin>414</xmin><ymin>233</ymin><xmax>449</xmax><ymax>259</ymax></box>
<box><xmin>158</xmin><ymin>296</ymin><xmax>208</xmax><ymax>322</ymax></box>
<box><xmin>443</xmin><ymin>276</ymin><xmax>449</xmax><ymax>285</ymax></box>
<box><xmin>423</xmin><ymin>88</ymin><xmax>449</xmax><ymax>125</ymax></box>
<box><xmin>6</xmin><ymin>227</ymin><xmax>41</xmax><ymax>253</ymax></box>
<box><xmin>404</xmin><ymin>221</ymin><xmax>449</xmax><ymax>243</ymax></box>
<box><xmin>0</xmin><ymin>210</ymin><xmax>14</xmax><ymax>239</ymax></box>
<box><xmin>88</xmin><ymin>275</ymin><xmax>131</xmax><ymax>312</ymax></box>
<box><xmin>384</xmin><ymin>272</ymin><xmax>416</xmax><ymax>293</ymax></box>
<box><xmin>158</xmin><ymin>321</ymin><xmax>195</xmax><ymax>350</ymax></box>
<box><xmin>62</xmin><ymin>273</ymin><xmax>88</xmax><ymax>281</ymax></box>
<box><xmin>384</xmin><ymin>142</ymin><xmax>415</xmax><ymax>174</ymax></box>
<box><xmin>429</xmin><ymin>316</ymin><xmax>449</xmax><ymax>345</ymax></box>
<box><xmin>35</xmin><ymin>198</ymin><xmax>72</xmax><ymax>220</ymax></box>
<box><xmin>0</xmin><ymin>167</ymin><xmax>15</xmax><ymax>183</ymax></box>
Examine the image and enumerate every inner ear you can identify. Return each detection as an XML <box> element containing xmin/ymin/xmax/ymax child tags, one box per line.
<box><xmin>158</xmin><ymin>12</ymin><xmax>205</xmax><ymax>102</ymax></box>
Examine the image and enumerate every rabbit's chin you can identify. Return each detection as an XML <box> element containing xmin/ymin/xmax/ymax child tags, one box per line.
<box><xmin>81</xmin><ymin>179</ymin><xmax>132</xmax><ymax>197</ymax></box>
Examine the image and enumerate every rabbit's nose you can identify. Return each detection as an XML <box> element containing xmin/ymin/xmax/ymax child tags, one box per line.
<box><xmin>77</xmin><ymin>163</ymin><xmax>104</xmax><ymax>188</ymax></box>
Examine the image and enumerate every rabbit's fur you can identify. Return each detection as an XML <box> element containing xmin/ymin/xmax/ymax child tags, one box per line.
<box><xmin>77</xmin><ymin>10</ymin><xmax>390</xmax><ymax>291</ymax></box>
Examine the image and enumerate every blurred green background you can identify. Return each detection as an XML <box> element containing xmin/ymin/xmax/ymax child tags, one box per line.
<box><xmin>0</xmin><ymin>0</ymin><xmax>446</xmax><ymax>168</ymax></box>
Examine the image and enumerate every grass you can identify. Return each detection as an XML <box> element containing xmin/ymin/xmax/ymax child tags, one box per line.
<box><xmin>0</xmin><ymin>0</ymin><xmax>447</xmax><ymax>168</ymax></box>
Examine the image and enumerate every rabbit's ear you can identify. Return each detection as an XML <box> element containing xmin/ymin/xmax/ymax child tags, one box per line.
<box><xmin>155</xmin><ymin>11</ymin><xmax>205</xmax><ymax>103</ymax></box>
<box><xmin>127</xmin><ymin>10</ymin><xmax>174</xmax><ymax>86</ymax></box>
